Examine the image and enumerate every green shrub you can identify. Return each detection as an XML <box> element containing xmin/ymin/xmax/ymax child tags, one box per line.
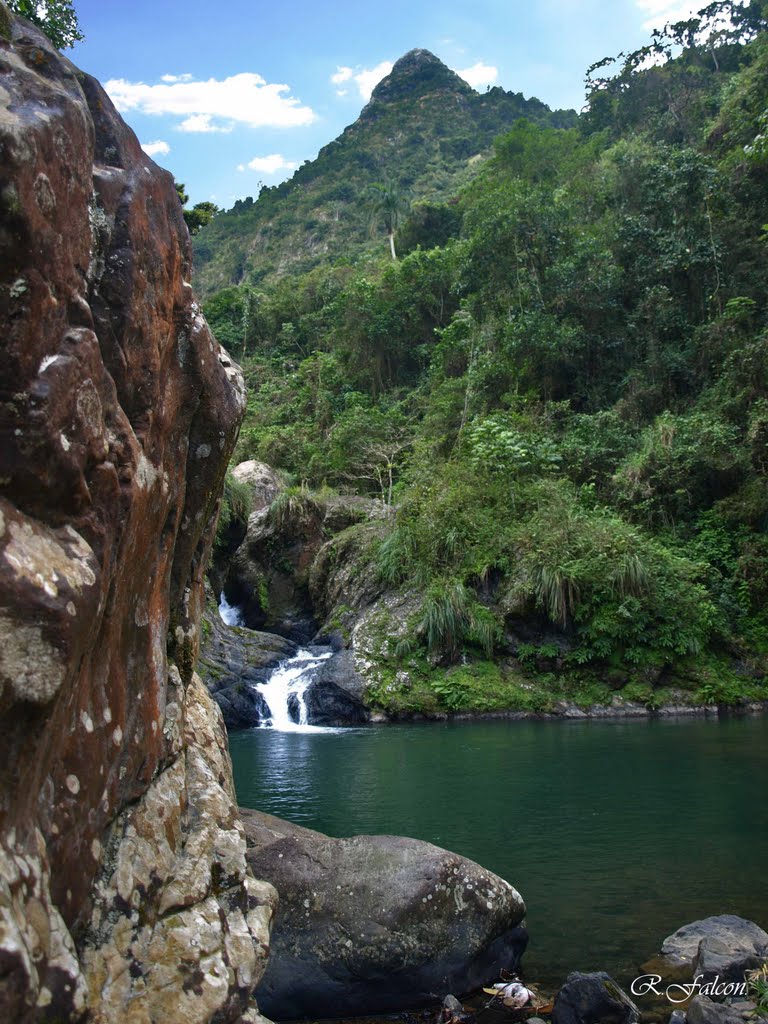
<box><xmin>268</xmin><ymin>486</ymin><xmax>324</xmax><ymax>532</ymax></box>
<box><xmin>214</xmin><ymin>473</ymin><xmax>253</xmax><ymax>554</ymax></box>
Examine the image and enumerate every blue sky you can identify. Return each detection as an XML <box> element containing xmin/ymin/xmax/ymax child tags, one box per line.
<box><xmin>69</xmin><ymin>0</ymin><xmax>702</xmax><ymax>210</ymax></box>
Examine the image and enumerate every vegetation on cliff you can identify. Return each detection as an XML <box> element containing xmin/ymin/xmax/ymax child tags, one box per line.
<box><xmin>191</xmin><ymin>49</ymin><xmax>577</xmax><ymax>295</ymax></box>
<box><xmin>203</xmin><ymin>5</ymin><xmax>768</xmax><ymax>712</ymax></box>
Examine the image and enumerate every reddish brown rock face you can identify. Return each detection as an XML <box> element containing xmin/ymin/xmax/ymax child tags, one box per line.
<box><xmin>0</xmin><ymin>9</ymin><xmax>271</xmax><ymax>1023</ymax></box>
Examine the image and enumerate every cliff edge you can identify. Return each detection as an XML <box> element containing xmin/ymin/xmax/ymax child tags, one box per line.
<box><xmin>0</xmin><ymin>6</ymin><xmax>275</xmax><ymax>1022</ymax></box>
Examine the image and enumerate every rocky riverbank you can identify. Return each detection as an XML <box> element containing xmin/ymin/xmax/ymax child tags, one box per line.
<box><xmin>204</xmin><ymin>462</ymin><xmax>768</xmax><ymax>728</ymax></box>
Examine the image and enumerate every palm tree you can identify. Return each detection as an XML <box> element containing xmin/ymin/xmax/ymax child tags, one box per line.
<box><xmin>367</xmin><ymin>178</ymin><xmax>410</xmax><ymax>260</ymax></box>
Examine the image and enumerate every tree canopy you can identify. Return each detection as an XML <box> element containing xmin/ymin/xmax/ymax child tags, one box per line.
<box><xmin>6</xmin><ymin>0</ymin><xmax>83</xmax><ymax>49</ymax></box>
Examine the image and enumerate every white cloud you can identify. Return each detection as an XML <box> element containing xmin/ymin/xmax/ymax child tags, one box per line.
<box><xmin>177</xmin><ymin>114</ymin><xmax>232</xmax><ymax>133</ymax></box>
<box><xmin>238</xmin><ymin>154</ymin><xmax>298</xmax><ymax>175</ymax></box>
<box><xmin>141</xmin><ymin>140</ymin><xmax>170</xmax><ymax>157</ymax></box>
<box><xmin>355</xmin><ymin>61</ymin><xmax>394</xmax><ymax>100</ymax></box>
<box><xmin>330</xmin><ymin>61</ymin><xmax>393</xmax><ymax>100</ymax></box>
<box><xmin>105</xmin><ymin>72</ymin><xmax>316</xmax><ymax>131</ymax></box>
<box><xmin>456</xmin><ymin>61</ymin><xmax>499</xmax><ymax>90</ymax></box>
<box><xmin>160</xmin><ymin>73</ymin><xmax>192</xmax><ymax>83</ymax></box>
<box><xmin>331</xmin><ymin>66</ymin><xmax>354</xmax><ymax>85</ymax></box>
<box><xmin>635</xmin><ymin>0</ymin><xmax>705</xmax><ymax>30</ymax></box>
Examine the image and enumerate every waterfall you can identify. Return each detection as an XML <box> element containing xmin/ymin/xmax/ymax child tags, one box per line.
<box><xmin>218</xmin><ymin>591</ymin><xmax>244</xmax><ymax>626</ymax></box>
<box><xmin>257</xmin><ymin>649</ymin><xmax>333</xmax><ymax>732</ymax></box>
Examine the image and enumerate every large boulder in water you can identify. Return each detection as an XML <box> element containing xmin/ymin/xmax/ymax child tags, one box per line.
<box><xmin>241</xmin><ymin>809</ymin><xmax>528</xmax><ymax>1018</ymax></box>
<box><xmin>304</xmin><ymin>649</ymin><xmax>370</xmax><ymax>724</ymax></box>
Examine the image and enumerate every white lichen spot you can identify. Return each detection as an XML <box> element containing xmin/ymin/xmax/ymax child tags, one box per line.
<box><xmin>4</xmin><ymin>519</ymin><xmax>95</xmax><ymax>598</ymax></box>
<box><xmin>303</xmin><ymin>899</ymin><xmax>310</xmax><ymax>908</ymax></box>
<box><xmin>151</xmin><ymin>720</ymin><xmax>158</xmax><ymax>733</ymax></box>
<box><xmin>91</xmin><ymin>839</ymin><xmax>102</xmax><ymax>861</ymax></box>
<box><xmin>65</xmin><ymin>775</ymin><xmax>80</xmax><ymax>795</ymax></box>
<box><xmin>80</xmin><ymin>711</ymin><xmax>94</xmax><ymax>733</ymax></box>
<box><xmin>134</xmin><ymin>596</ymin><xmax>149</xmax><ymax>627</ymax></box>
<box><xmin>103</xmin><ymin>707</ymin><xmax>112</xmax><ymax>724</ymax></box>
<box><xmin>66</xmin><ymin>601</ymin><xmax>76</xmax><ymax>617</ymax></box>
<box><xmin>75</xmin><ymin>379</ymin><xmax>103</xmax><ymax>439</ymax></box>
<box><xmin>0</xmin><ymin>614</ymin><xmax>65</xmax><ymax>705</ymax></box>
<box><xmin>112</xmin><ymin>726</ymin><xmax>123</xmax><ymax>745</ymax></box>
<box><xmin>60</xmin><ymin>433</ymin><xmax>70</xmax><ymax>451</ymax></box>
<box><xmin>0</xmin><ymin>509</ymin><xmax>4</xmax><ymax>538</ymax></box>
<box><xmin>37</xmin><ymin>987</ymin><xmax>52</xmax><ymax>1008</ymax></box>
<box><xmin>38</xmin><ymin>354</ymin><xmax>61</xmax><ymax>374</ymax></box>
<box><xmin>195</xmin><ymin>444</ymin><xmax>211</xmax><ymax>459</ymax></box>
<box><xmin>135</xmin><ymin>452</ymin><xmax>158</xmax><ymax>491</ymax></box>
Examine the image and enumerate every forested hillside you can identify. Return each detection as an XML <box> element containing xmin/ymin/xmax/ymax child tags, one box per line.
<box><xmin>204</xmin><ymin>2</ymin><xmax>768</xmax><ymax>713</ymax></box>
<box><xmin>192</xmin><ymin>49</ymin><xmax>576</xmax><ymax>294</ymax></box>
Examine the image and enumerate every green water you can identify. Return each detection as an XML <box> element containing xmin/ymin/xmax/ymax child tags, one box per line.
<box><xmin>229</xmin><ymin>715</ymin><xmax>768</xmax><ymax>991</ymax></box>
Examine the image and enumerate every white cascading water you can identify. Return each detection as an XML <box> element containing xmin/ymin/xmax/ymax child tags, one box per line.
<box><xmin>218</xmin><ymin>591</ymin><xmax>244</xmax><ymax>626</ymax></box>
<box><xmin>257</xmin><ymin>649</ymin><xmax>333</xmax><ymax>732</ymax></box>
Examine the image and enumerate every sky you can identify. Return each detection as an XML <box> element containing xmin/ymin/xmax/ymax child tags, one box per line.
<box><xmin>68</xmin><ymin>0</ymin><xmax>707</xmax><ymax>210</ymax></box>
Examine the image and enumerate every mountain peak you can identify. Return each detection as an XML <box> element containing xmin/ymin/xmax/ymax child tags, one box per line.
<box><xmin>366</xmin><ymin>48</ymin><xmax>472</xmax><ymax>109</ymax></box>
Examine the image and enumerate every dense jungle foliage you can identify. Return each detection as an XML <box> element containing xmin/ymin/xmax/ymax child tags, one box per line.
<box><xmin>202</xmin><ymin>1</ymin><xmax>768</xmax><ymax>705</ymax></box>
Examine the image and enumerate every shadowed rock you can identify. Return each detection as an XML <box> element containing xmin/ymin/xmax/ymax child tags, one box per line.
<box><xmin>241</xmin><ymin>808</ymin><xmax>528</xmax><ymax>1018</ymax></box>
<box><xmin>552</xmin><ymin>972</ymin><xmax>639</xmax><ymax>1024</ymax></box>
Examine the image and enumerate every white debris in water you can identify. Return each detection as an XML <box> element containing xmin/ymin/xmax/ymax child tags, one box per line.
<box><xmin>218</xmin><ymin>592</ymin><xmax>244</xmax><ymax>626</ymax></box>
<box><xmin>257</xmin><ymin>649</ymin><xmax>333</xmax><ymax>733</ymax></box>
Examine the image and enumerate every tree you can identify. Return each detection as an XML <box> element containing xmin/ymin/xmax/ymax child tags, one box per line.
<box><xmin>184</xmin><ymin>201</ymin><xmax>220</xmax><ymax>235</ymax></box>
<box><xmin>173</xmin><ymin>184</ymin><xmax>220</xmax><ymax>235</ymax></box>
<box><xmin>367</xmin><ymin>178</ymin><xmax>410</xmax><ymax>260</ymax></box>
<box><xmin>6</xmin><ymin>0</ymin><xmax>83</xmax><ymax>49</ymax></box>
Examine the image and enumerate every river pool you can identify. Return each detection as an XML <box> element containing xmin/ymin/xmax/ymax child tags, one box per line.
<box><xmin>229</xmin><ymin>714</ymin><xmax>768</xmax><ymax>991</ymax></box>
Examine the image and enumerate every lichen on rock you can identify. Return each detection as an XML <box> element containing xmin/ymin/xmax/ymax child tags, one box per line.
<box><xmin>0</xmin><ymin>5</ymin><xmax>268</xmax><ymax>1021</ymax></box>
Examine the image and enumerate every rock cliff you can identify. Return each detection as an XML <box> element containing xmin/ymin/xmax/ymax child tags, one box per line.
<box><xmin>0</xmin><ymin>7</ymin><xmax>275</xmax><ymax>1022</ymax></box>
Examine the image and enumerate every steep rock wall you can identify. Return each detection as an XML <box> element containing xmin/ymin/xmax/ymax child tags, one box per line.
<box><xmin>0</xmin><ymin>8</ymin><xmax>275</xmax><ymax>1022</ymax></box>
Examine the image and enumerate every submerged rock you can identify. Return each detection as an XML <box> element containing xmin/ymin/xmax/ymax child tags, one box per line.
<box><xmin>241</xmin><ymin>808</ymin><xmax>528</xmax><ymax>1019</ymax></box>
<box><xmin>552</xmin><ymin>972</ymin><xmax>639</xmax><ymax>1024</ymax></box>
